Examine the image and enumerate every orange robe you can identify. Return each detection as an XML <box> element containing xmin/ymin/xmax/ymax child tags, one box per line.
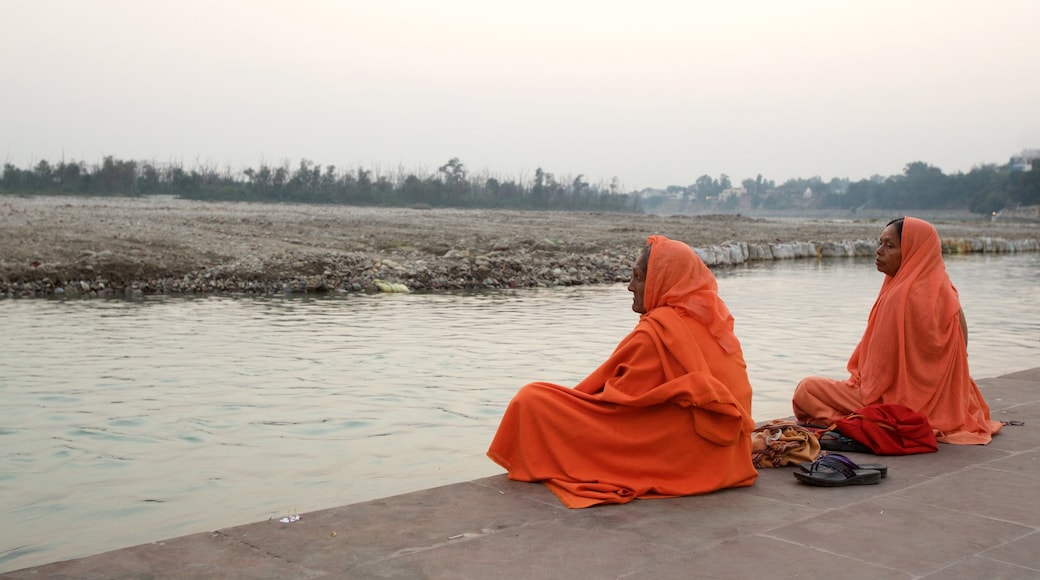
<box><xmin>487</xmin><ymin>236</ymin><xmax>758</xmax><ymax>508</ymax></box>
<box><xmin>792</xmin><ymin>217</ymin><xmax>1002</xmax><ymax>444</ymax></box>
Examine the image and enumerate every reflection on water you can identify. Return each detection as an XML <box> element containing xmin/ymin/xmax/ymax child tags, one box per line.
<box><xmin>1</xmin><ymin>252</ymin><xmax>1037</xmax><ymax>572</ymax></box>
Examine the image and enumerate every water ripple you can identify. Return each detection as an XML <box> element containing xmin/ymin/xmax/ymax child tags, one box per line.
<box><xmin>0</xmin><ymin>253</ymin><xmax>1037</xmax><ymax>572</ymax></box>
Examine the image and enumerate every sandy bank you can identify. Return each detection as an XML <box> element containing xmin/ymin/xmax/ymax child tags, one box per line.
<box><xmin>1</xmin><ymin>195</ymin><xmax>1037</xmax><ymax>298</ymax></box>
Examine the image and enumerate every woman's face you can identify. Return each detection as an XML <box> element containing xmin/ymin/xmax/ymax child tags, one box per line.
<box><xmin>875</xmin><ymin>224</ymin><xmax>903</xmax><ymax>277</ymax></box>
<box><xmin>627</xmin><ymin>250</ymin><xmax>649</xmax><ymax>313</ymax></box>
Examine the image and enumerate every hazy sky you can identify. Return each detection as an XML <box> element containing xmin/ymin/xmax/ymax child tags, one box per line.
<box><xmin>4</xmin><ymin>0</ymin><xmax>1039</xmax><ymax>191</ymax></box>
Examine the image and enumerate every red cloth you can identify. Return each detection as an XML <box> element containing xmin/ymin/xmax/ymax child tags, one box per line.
<box><xmin>487</xmin><ymin>235</ymin><xmax>758</xmax><ymax>508</ymax></box>
<box><xmin>793</xmin><ymin>217</ymin><xmax>1002</xmax><ymax>444</ymax></box>
<box><xmin>835</xmin><ymin>404</ymin><xmax>939</xmax><ymax>455</ymax></box>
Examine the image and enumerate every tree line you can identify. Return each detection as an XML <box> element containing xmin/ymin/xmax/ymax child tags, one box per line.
<box><xmin>0</xmin><ymin>157</ymin><xmax>638</xmax><ymax>212</ymax></box>
<box><xmin>645</xmin><ymin>159</ymin><xmax>1039</xmax><ymax>215</ymax></box>
<box><xmin>827</xmin><ymin>160</ymin><xmax>1040</xmax><ymax>214</ymax></box>
<box><xmin>2</xmin><ymin>155</ymin><xmax>1038</xmax><ymax>214</ymax></box>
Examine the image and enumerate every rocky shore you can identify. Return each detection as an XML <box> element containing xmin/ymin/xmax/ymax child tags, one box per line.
<box><xmin>2</xmin><ymin>195</ymin><xmax>1038</xmax><ymax>299</ymax></box>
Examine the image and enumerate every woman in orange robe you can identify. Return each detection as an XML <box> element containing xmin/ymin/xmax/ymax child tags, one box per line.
<box><xmin>487</xmin><ymin>235</ymin><xmax>758</xmax><ymax>508</ymax></box>
<box><xmin>792</xmin><ymin>217</ymin><xmax>1002</xmax><ymax>444</ymax></box>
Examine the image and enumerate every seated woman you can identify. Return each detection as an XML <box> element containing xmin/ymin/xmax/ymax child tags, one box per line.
<box><xmin>792</xmin><ymin>217</ymin><xmax>1002</xmax><ymax>444</ymax></box>
<box><xmin>487</xmin><ymin>235</ymin><xmax>758</xmax><ymax>508</ymax></box>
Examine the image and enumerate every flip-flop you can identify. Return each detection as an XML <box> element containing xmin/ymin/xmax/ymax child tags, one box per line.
<box><xmin>798</xmin><ymin>453</ymin><xmax>888</xmax><ymax>478</ymax></box>
<box><xmin>793</xmin><ymin>455</ymin><xmax>883</xmax><ymax>487</ymax></box>
<box><xmin>818</xmin><ymin>430</ymin><xmax>873</xmax><ymax>454</ymax></box>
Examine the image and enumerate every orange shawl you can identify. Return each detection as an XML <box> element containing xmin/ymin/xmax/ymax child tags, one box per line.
<box><xmin>487</xmin><ymin>235</ymin><xmax>757</xmax><ymax>507</ymax></box>
<box><xmin>849</xmin><ymin>217</ymin><xmax>1001</xmax><ymax>443</ymax></box>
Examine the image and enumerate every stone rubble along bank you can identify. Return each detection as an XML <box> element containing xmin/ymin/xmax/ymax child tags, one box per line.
<box><xmin>3</xmin><ymin>236</ymin><xmax>1037</xmax><ymax>300</ymax></box>
<box><xmin>2</xmin><ymin>245</ymin><xmax>638</xmax><ymax>299</ymax></box>
<box><xmin>3</xmin><ymin>196</ymin><xmax>1038</xmax><ymax>300</ymax></box>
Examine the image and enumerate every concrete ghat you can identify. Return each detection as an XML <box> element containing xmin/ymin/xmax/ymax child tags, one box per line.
<box><xmin>694</xmin><ymin>237</ymin><xmax>1040</xmax><ymax>266</ymax></box>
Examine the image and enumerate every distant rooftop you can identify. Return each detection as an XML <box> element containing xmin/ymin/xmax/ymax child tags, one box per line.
<box><xmin>1010</xmin><ymin>148</ymin><xmax>1040</xmax><ymax>171</ymax></box>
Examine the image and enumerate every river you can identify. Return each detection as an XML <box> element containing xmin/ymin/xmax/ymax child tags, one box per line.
<box><xmin>1</xmin><ymin>252</ymin><xmax>1037</xmax><ymax>572</ymax></box>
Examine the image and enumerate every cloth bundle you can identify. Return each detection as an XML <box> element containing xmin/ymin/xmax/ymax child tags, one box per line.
<box><xmin>834</xmin><ymin>403</ymin><xmax>938</xmax><ymax>455</ymax></box>
<box><xmin>751</xmin><ymin>420</ymin><xmax>821</xmax><ymax>468</ymax></box>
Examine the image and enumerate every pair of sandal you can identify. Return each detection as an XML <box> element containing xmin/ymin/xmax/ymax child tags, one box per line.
<box><xmin>793</xmin><ymin>453</ymin><xmax>888</xmax><ymax>487</ymax></box>
<box><xmin>817</xmin><ymin>429</ymin><xmax>873</xmax><ymax>454</ymax></box>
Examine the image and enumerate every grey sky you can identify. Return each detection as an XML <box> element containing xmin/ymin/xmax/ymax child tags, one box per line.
<box><xmin>4</xmin><ymin>0</ymin><xmax>1039</xmax><ymax>191</ymax></box>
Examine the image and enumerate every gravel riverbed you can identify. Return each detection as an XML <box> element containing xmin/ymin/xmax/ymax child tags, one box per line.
<box><xmin>2</xmin><ymin>195</ymin><xmax>1037</xmax><ymax>299</ymax></box>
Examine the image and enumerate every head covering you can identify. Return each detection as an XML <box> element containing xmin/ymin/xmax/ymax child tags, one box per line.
<box><xmin>877</xmin><ymin>216</ymin><xmax>951</xmax><ymax>307</ymax></box>
<box><xmin>850</xmin><ymin>216</ymin><xmax>999</xmax><ymax>443</ymax></box>
<box><xmin>643</xmin><ymin>235</ymin><xmax>740</xmax><ymax>353</ymax></box>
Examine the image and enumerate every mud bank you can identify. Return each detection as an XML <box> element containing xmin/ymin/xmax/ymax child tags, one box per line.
<box><xmin>2</xmin><ymin>195</ymin><xmax>1037</xmax><ymax>298</ymax></box>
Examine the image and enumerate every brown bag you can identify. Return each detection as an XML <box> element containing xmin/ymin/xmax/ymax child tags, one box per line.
<box><xmin>751</xmin><ymin>420</ymin><xmax>821</xmax><ymax>468</ymax></box>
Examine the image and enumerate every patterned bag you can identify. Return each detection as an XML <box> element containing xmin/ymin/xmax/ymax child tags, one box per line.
<box><xmin>750</xmin><ymin>420</ymin><xmax>822</xmax><ymax>468</ymax></box>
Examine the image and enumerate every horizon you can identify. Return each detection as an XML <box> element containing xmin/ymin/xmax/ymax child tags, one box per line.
<box><xmin>2</xmin><ymin>151</ymin><xmax>1030</xmax><ymax>194</ymax></box>
<box><xmin>4</xmin><ymin>1</ymin><xmax>1039</xmax><ymax>191</ymax></box>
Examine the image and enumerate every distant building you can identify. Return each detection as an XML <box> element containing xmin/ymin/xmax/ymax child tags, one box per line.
<box><xmin>1009</xmin><ymin>148</ymin><xmax>1040</xmax><ymax>171</ymax></box>
<box><xmin>718</xmin><ymin>187</ymin><xmax>747</xmax><ymax>201</ymax></box>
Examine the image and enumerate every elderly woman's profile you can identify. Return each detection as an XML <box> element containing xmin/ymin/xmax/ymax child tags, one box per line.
<box><xmin>487</xmin><ymin>234</ymin><xmax>758</xmax><ymax>508</ymax></box>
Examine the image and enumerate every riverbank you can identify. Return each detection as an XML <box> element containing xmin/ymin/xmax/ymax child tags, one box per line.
<box><xmin>5</xmin><ymin>367</ymin><xmax>1037</xmax><ymax>578</ymax></box>
<box><xmin>2</xmin><ymin>195</ymin><xmax>1038</xmax><ymax>298</ymax></box>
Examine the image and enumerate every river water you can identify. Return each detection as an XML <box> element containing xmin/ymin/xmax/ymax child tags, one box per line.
<box><xmin>2</xmin><ymin>252</ymin><xmax>1038</xmax><ymax>572</ymax></box>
